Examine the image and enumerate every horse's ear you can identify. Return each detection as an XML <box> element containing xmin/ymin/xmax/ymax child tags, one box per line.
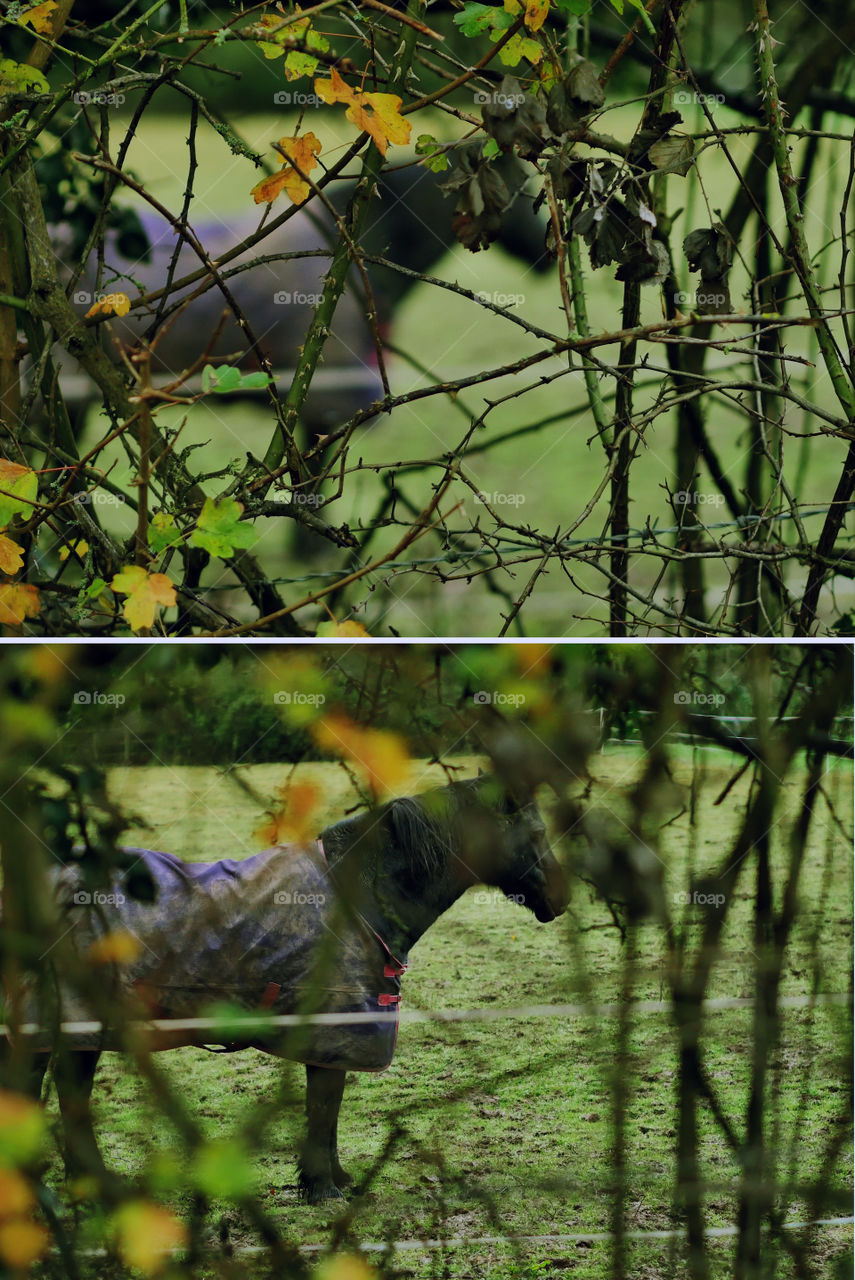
<box><xmin>477</xmin><ymin>766</ymin><xmax>486</xmax><ymax>777</ymax></box>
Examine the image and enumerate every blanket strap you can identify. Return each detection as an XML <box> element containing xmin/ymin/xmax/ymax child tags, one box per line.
<box><xmin>260</xmin><ymin>981</ymin><xmax>281</xmax><ymax>1010</ymax></box>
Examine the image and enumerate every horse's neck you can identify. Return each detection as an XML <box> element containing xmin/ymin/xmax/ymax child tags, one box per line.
<box><xmin>361</xmin><ymin>868</ymin><xmax>467</xmax><ymax>959</ymax></box>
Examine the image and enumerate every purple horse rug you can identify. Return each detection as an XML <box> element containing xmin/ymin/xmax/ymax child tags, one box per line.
<box><xmin>11</xmin><ymin>844</ymin><xmax>406</xmax><ymax>1072</ymax></box>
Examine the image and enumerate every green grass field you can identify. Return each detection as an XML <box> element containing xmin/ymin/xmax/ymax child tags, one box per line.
<box><xmin>64</xmin><ymin>99</ymin><xmax>855</xmax><ymax>635</ymax></box>
<box><xmin>34</xmin><ymin>750</ymin><xmax>853</xmax><ymax>1277</ymax></box>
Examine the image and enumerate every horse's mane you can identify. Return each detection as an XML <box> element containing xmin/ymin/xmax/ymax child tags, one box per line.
<box><xmin>320</xmin><ymin>777</ymin><xmax>487</xmax><ymax>880</ymax></box>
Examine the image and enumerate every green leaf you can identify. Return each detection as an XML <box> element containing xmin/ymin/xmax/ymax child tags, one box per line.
<box><xmin>454</xmin><ymin>2</ymin><xmax>500</xmax><ymax>35</ymax></box>
<box><xmin>192</xmin><ymin>1139</ymin><xmax>256</xmax><ymax>1199</ymax></box>
<box><xmin>189</xmin><ymin>497</ymin><xmax>256</xmax><ymax>558</ymax></box>
<box><xmin>415</xmin><ymin>134</ymin><xmax>449</xmax><ymax>172</ymax></box>
<box><xmin>482</xmin><ymin>136</ymin><xmax>501</xmax><ymax>159</ymax></box>
<box><xmin>148</xmin><ymin>512</ymin><xmax>182</xmax><ymax>555</ymax></box>
<box><xmin>85</xmin><ymin>577</ymin><xmax>108</xmax><ymax>599</ymax></box>
<box><xmin>0</xmin><ymin>59</ymin><xmax>49</xmax><ymax>94</ymax></box>
<box><xmin>201</xmin><ymin>364</ymin><xmax>271</xmax><ymax>394</ymax></box>
<box><xmin>554</xmin><ymin>0</ymin><xmax>591</xmax><ymax>12</ymax></box>
<box><xmin>648</xmin><ymin>134</ymin><xmax>695</xmax><ymax>176</ymax></box>
<box><xmin>283</xmin><ymin>50</ymin><xmax>319</xmax><ymax>80</ymax></box>
<box><xmin>0</xmin><ymin>463</ymin><xmax>37</xmax><ymax>529</ymax></box>
<box><xmin>495</xmin><ymin>30</ymin><xmax>542</xmax><ymax>65</ymax></box>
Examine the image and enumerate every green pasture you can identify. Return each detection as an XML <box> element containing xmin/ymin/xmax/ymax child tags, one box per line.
<box><xmin>62</xmin><ymin>95</ymin><xmax>855</xmax><ymax>635</ymax></box>
<box><xmin>34</xmin><ymin>749</ymin><xmax>853</xmax><ymax>1277</ymax></box>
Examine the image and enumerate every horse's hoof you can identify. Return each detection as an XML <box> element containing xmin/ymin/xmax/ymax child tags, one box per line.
<box><xmin>333</xmin><ymin>1167</ymin><xmax>353</xmax><ymax>1190</ymax></box>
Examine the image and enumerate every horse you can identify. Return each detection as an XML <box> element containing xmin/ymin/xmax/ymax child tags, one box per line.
<box><xmin>47</xmin><ymin>164</ymin><xmax>548</xmax><ymax>437</ymax></box>
<box><xmin>4</xmin><ymin>775</ymin><xmax>566</xmax><ymax>1203</ymax></box>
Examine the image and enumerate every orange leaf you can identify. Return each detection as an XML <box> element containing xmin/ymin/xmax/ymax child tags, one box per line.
<box><xmin>524</xmin><ymin>0</ymin><xmax>549</xmax><ymax>31</ymax></box>
<box><xmin>0</xmin><ymin>533</ymin><xmax>23</xmax><ymax>576</ymax></box>
<box><xmin>314</xmin><ymin>70</ymin><xmax>410</xmax><ymax>156</ymax></box>
<box><xmin>110</xmin><ymin>565</ymin><xmax>176</xmax><ymax>631</ymax></box>
<box><xmin>17</xmin><ymin>1</ymin><xmax>57</xmax><ymax>34</ymax></box>
<box><xmin>256</xmin><ymin>779</ymin><xmax>322</xmax><ymax>846</ymax></box>
<box><xmin>113</xmin><ymin>1201</ymin><xmax>187</xmax><ymax>1276</ymax></box>
<box><xmin>313</xmin><ymin>714</ymin><xmax>410</xmax><ymax>796</ymax></box>
<box><xmin>87</xmin><ymin>930</ymin><xmax>142</xmax><ymax>966</ymax></box>
<box><xmin>0</xmin><ymin>1169</ymin><xmax>35</xmax><ymax>1219</ymax></box>
<box><xmin>85</xmin><ymin>292</ymin><xmax>130</xmax><ymax>319</ymax></box>
<box><xmin>0</xmin><ymin>583</ymin><xmax>40</xmax><ymax>626</ymax></box>
<box><xmin>0</xmin><ymin>1220</ymin><xmax>48</xmax><ymax>1269</ymax></box>
<box><xmin>512</xmin><ymin>642</ymin><xmax>551</xmax><ymax>676</ymax></box>
<box><xmin>252</xmin><ymin>132</ymin><xmax>322</xmax><ymax>205</ymax></box>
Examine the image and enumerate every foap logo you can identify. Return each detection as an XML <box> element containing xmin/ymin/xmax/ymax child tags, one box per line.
<box><xmin>274</xmin><ymin>291</ymin><xmax>323</xmax><ymax>306</ymax></box>
<box><xmin>72</xmin><ymin>891</ymin><xmax>126</xmax><ymax>906</ymax></box>
<box><xmin>472</xmin><ymin>889</ymin><xmax>525</xmax><ymax>906</ymax></box>
<box><xmin>674</xmin><ymin>289</ymin><xmax>730</xmax><ymax>310</ymax></box>
<box><xmin>74</xmin><ymin>90</ymin><xmax>126</xmax><ymax>107</ymax></box>
<box><xmin>472</xmin><ymin>691</ymin><xmax>526</xmax><ymax>707</ymax></box>
<box><xmin>672</xmin><ymin>89</ymin><xmax>724</xmax><ymax>108</ymax></box>
<box><xmin>473</xmin><ymin>491</ymin><xmax>526</xmax><ymax>508</ymax></box>
<box><xmin>473</xmin><ymin>90</ymin><xmax>525</xmax><ymax>108</ymax></box>
<box><xmin>72</xmin><ymin>290</ymin><xmax>126</xmax><ymax>309</ymax></box>
<box><xmin>673</xmin><ymin>690</ymin><xmax>725</xmax><ymax>707</ymax></box>
<box><xmin>73</xmin><ymin>490</ymin><xmax>125</xmax><ymax>507</ymax></box>
<box><xmin>674</xmin><ymin>491</ymin><xmax>726</xmax><ymax>507</ymax></box>
<box><xmin>475</xmin><ymin>290</ymin><xmax>525</xmax><ymax>309</ymax></box>
<box><xmin>274</xmin><ymin>890</ymin><xmax>325</xmax><ymax>906</ymax></box>
<box><xmin>273</xmin><ymin>91</ymin><xmax>323</xmax><ymax>107</ymax></box>
<box><xmin>73</xmin><ymin>690</ymin><xmax>126</xmax><ymax>706</ymax></box>
<box><xmin>273</xmin><ymin>691</ymin><xmax>326</xmax><ymax>706</ymax></box>
<box><xmin>674</xmin><ymin>890</ymin><xmax>726</xmax><ymax>908</ymax></box>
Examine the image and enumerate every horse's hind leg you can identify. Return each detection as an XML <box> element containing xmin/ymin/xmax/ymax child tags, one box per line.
<box><xmin>298</xmin><ymin>1065</ymin><xmax>349</xmax><ymax>1202</ymax></box>
<box><xmin>53</xmin><ymin>1049</ymin><xmax>105</xmax><ymax>1181</ymax></box>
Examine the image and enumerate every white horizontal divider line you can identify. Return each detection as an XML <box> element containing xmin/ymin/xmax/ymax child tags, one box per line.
<box><xmin>3</xmin><ymin>992</ymin><xmax>849</xmax><ymax>1039</ymax></box>
<box><xmin>72</xmin><ymin>1217</ymin><xmax>854</xmax><ymax>1258</ymax></box>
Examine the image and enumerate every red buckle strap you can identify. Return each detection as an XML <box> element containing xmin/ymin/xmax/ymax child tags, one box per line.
<box><xmin>378</xmin><ymin>993</ymin><xmax>400</xmax><ymax>1007</ymax></box>
<box><xmin>260</xmin><ymin>981</ymin><xmax>281</xmax><ymax>1010</ymax></box>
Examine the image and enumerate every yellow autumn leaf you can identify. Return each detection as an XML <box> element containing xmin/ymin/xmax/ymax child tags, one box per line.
<box><xmin>524</xmin><ymin>0</ymin><xmax>549</xmax><ymax>30</ymax></box>
<box><xmin>256</xmin><ymin>779</ymin><xmax>322</xmax><ymax>846</ymax></box>
<box><xmin>87</xmin><ymin>930</ymin><xmax>142</xmax><ymax>966</ymax></box>
<box><xmin>315</xmin><ymin>1255</ymin><xmax>379</xmax><ymax>1280</ymax></box>
<box><xmin>110</xmin><ymin>565</ymin><xmax>176</xmax><ymax>631</ymax></box>
<box><xmin>313</xmin><ymin>714</ymin><xmax>410</xmax><ymax>797</ymax></box>
<box><xmin>316</xmin><ymin>619</ymin><xmax>370</xmax><ymax>638</ymax></box>
<box><xmin>59</xmin><ymin>538</ymin><xmax>89</xmax><ymax>562</ymax></box>
<box><xmin>0</xmin><ymin>1219</ymin><xmax>48</xmax><ymax>1269</ymax></box>
<box><xmin>314</xmin><ymin>69</ymin><xmax>411</xmax><ymax>157</ymax></box>
<box><xmin>85</xmin><ymin>292</ymin><xmax>131</xmax><ymax>319</ymax></box>
<box><xmin>0</xmin><ymin>582</ymin><xmax>40</xmax><ymax>626</ymax></box>
<box><xmin>251</xmin><ymin>132</ymin><xmax>322</xmax><ymax>205</ymax></box>
<box><xmin>16</xmin><ymin>1</ymin><xmax>57</xmax><ymax>34</ymax></box>
<box><xmin>0</xmin><ymin>532</ymin><xmax>23</xmax><ymax>576</ymax></box>
<box><xmin>113</xmin><ymin>1201</ymin><xmax>187</xmax><ymax>1276</ymax></box>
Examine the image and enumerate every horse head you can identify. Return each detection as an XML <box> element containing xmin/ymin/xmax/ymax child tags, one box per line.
<box><xmin>458</xmin><ymin>777</ymin><xmax>567</xmax><ymax>923</ymax></box>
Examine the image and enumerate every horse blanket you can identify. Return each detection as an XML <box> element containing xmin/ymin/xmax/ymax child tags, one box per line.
<box><xmin>12</xmin><ymin>844</ymin><xmax>406</xmax><ymax>1072</ymax></box>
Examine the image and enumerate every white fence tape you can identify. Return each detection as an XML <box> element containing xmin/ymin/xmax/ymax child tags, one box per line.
<box><xmin>3</xmin><ymin>992</ymin><xmax>849</xmax><ymax>1040</ymax></box>
<box><xmin>72</xmin><ymin>1217</ymin><xmax>853</xmax><ymax>1259</ymax></box>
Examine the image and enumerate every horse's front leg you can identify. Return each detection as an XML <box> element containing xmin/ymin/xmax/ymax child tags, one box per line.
<box><xmin>298</xmin><ymin>1065</ymin><xmax>349</xmax><ymax>1202</ymax></box>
